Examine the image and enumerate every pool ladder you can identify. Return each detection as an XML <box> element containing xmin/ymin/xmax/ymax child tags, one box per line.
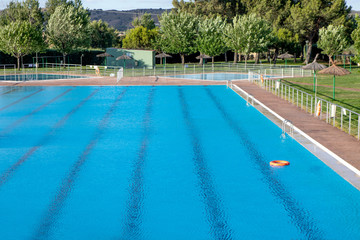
<box><xmin>246</xmin><ymin>94</ymin><xmax>254</xmax><ymax>106</ymax></box>
<box><xmin>281</xmin><ymin>119</ymin><xmax>294</xmax><ymax>139</ymax></box>
<box><xmin>226</xmin><ymin>80</ymin><xmax>233</xmax><ymax>88</ymax></box>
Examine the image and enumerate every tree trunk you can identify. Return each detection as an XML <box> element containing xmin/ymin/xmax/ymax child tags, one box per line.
<box><xmin>17</xmin><ymin>56</ymin><xmax>20</xmax><ymax>71</ymax></box>
<box><xmin>212</xmin><ymin>56</ymin><xmax>214</xmax><ymax>64</ymax></box>
<box><xmin>294</xmin><ymin>53</ymin><xmax>297</xmax><ymax>63</ymax></box>
<box><xmin>225</xmin><ymin>52</ymin><xmax>228</xmax><ymax>62</ymax></box>
<box><xmin>199</xmin><ymin>56</ymin><xmax>203</xmax><ymax>65</ymax></box>
<box><xmin>63</xmin><ymin>54</ymin><xmax>67</xmax><ymax>65</ymax></box>
<box><xmin>180</xmin><ymin>54</ymin><xmax>185</xmax><ymax>65</ymax></box>
<box><xmin>255</xmin><ymin>53</ymin><xmax>260</xmax><ymax>64</ymax></box>
<box><xmin>233</xmin><ymin>51</ymin><xmax>237</xmax><ymax>63</ymax></box>
<box><xmin>305</xmin><ymin>40</ymin><xmax>313</xmax><ymax>64</ymax></box>
<box><xmin>245</xmin><ymin>54</ymin><xmax>248</xmax><ymax>67</ymax></box>
<box><xmin>273</xmin><ymin>49</ymin><xmax>278</xmax><ymax>66</ymax></box>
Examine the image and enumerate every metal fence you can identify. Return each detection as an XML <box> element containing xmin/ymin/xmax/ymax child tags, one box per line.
<box><xmin>1</xmin><ymin>62</ymin><xmax>313</xmax><ymax>81</ymax></box>
<box><xmin>248</xmin><ymin>72</ymin><xmax>360</xmax><ymax>140</ymax></box>
<box><xmin>0</xmin><ymin>63</ymin><xmax>86</xmax><ymax>81</ymax></box>
<box><xmin>118</xmin><ymin>63</ymin><xmax>313</xmax><ymax>78</ymax></box>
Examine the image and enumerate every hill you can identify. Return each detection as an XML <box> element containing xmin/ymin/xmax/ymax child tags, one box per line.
<box><xmin>89</xmin><ymin>8</ymin><xmax>169</xmax><ymax>31</ymax></box>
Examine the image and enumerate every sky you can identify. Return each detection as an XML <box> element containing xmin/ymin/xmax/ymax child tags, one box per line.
<box><xmin>0</xmin><ymin>0</ymin><xmax>359</xmax><ymax>11</ymax></box>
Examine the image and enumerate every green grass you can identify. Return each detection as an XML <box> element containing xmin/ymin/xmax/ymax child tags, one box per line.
<box><xmin>282</xmin><ymin>67</ymin><xmax>360</xmax><ymax>113</ymax></box>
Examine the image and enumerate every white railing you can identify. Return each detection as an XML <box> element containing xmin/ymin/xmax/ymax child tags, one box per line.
<box><xmin>249</xmin><ymin>71</ymin><xmax>360</xmax><ymax>140</ymax></box>
<box><xmin>119</xmin><ymin>63</ymin><xmax>312</xmax><ymax>79</ymax></box>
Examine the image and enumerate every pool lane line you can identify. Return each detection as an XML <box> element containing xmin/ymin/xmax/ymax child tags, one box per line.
<box><xmin>121</xmin><ymin>87</ymin><xmax>155</xmax><ymax>240</ymax></box>
<box><xmin>204</xmin><ymin>87</ymin><xmax>324</xmax><ymax>240</ymax></box>
<box><xmin>0</xmin><ymin>88</ymin><xmax>44</xmax><ymax>112</ymax></box>
<box><xmin>0</xmin><ymin>88</ymin><xmax>100</xmax><ymax>189</ymax></box>
<box><xmin>32</xmin><ymin>88</ymin><xmax>128</xmax><ymax>240</ymax></box>
<box><xmin>0</xmin><ymin>87</ymin><xmax>75</xmax><ymax>137</ymax></box>
<box><xmin>178</xmin><ymin>87</ymin><xmax>233</xmax><ymax>240</ymax></box>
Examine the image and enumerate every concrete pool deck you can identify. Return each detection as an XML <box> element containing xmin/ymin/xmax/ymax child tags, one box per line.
<box><xmin>1</xmin><ymin>75</ymin><xmax>359</xmax><ymax>181</ymax></box>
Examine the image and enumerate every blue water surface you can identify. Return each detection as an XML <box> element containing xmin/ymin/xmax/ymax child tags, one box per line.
<box><xmin>0</xmin><ymin>85</ymin><xmax>359</xmax><ymax>239</ymax></box>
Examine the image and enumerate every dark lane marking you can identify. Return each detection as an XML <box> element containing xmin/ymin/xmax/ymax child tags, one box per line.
<box><xmin>0</xmin><ymin>89</ymin><xmax>100</xmax><ymax>189</ymax></box>
<box><xmin>205</xmin><ymin>87</ymin><xmax>324</xmax><ymax>240</ymax></box>
<box><xmin>178</xmin><ymin>87</ymin><xmax>233</xmax><ymax>240</ymax></box>
<box><xmin>121</xmin><ymin>87</ymin><xmax>155</xmax><ymax>240</ymax></box>
<box><xmin>0</xmin><ymin>89</ymin><xmax>44</xmax><ymax>111</ymax></box>
<box><xmin>0</xmin><ymin>87</ymin><xmax>75</xmax><ymax>136</ymax></box>
<box><xmin>32</xmin><ymin>88</ymin><xmax>127</xmax><ymax>240</ymax></box>
<box><xmin>0</xmin><ymin>88</ymin><xmax>17</xmax><ymax>96</ymax></box>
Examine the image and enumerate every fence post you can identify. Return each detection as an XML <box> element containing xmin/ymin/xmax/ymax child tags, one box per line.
<box><xmin>341</xmin><ymin>108</ymin><xmax>343</xmax><ymax>130</ymax></box>
<box><xmin>349</xmin><ymin>112</ymin><xmax>352</xmax><ymax>134</ymax></box>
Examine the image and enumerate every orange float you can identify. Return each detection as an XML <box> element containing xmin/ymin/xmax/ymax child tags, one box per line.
<box><xmin>270</xmin><ymin>160</ymin><xmax>290</xmax><ymax>167</ymax></box>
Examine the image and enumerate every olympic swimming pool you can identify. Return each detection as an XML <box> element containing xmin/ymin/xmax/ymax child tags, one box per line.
<box><xmin>0</xmin><ymin>73</ymin><xmax>89</xmax><ymax>81</ymax></box>
<box><xmin>0</xmin><ymin>85</ymin><xmax>360</xmax><ymax>239</ymax></box>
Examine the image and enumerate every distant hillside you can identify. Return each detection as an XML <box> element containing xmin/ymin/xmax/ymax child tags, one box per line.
<box><xmin>89</xmin><ymin>8</ymin><xmax>170</xmax><ymax>31</ymax></box>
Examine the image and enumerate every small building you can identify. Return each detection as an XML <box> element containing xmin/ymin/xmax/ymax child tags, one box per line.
<box><xmin>106</xmin><ymin>48</ymin><xmax>155</xmax><ymax>69</ymax></box>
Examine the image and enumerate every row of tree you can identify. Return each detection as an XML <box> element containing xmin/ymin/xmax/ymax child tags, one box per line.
<box><xmin>120</xmin><ymin>0</ymin><xmax>359</xmax><ymax>65</ymax></box>
<box><xmin>0</xmin><ymin>0</ymin><xmax>119</xmax><ymax>69</ymax></box>
<box><xmin>170</xmin><ymin>0</ymin><xmax>354</xmax><ymax>64</ymax></box>
<box><xmin>1</xmin><ymin>0</ymin><xmax>359</xmax><ymax>67</ymax></box>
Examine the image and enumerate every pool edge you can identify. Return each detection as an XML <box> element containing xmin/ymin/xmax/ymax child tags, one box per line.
<box><xmin>230</xmin><ymin>84</ymin><xmax>360</xmax><ymax>191</ymax></box>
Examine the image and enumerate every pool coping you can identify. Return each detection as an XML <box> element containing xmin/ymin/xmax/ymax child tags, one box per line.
<box><xmin>230</xmin><ymin>84</ymin><xmax>360</xmax><ymax>190</ymax></box>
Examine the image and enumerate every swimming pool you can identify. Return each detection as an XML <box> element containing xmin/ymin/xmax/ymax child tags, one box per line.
<box><xmin>166</xmin><ymin>72</ymin><xmax>277</xmax><ymax>81</ymax></box>
<box><xmin>0</xmin><ymin>73</ymin><xmax>89</xmax><ymax>81</ymax></box>
<box><xmin>0</xmin><ymin>85</ymin><xmax>359</xmax><ymax>239</ymax></box>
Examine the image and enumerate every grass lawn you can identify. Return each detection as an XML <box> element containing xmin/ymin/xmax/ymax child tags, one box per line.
<box><xmin>281</xmin><ymin>66</ymin><xmax>360</xmax><ymax>113</ymax></box>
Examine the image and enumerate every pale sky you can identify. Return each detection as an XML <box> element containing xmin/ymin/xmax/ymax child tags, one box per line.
<box><xmin>0</xmin><ymin>0</ymin><xmax>359</xmax><ymax>11</ymax></box>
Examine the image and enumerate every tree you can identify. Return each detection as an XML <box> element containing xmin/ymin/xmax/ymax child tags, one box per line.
<box><xmin>132</xmin><ymin>13</ymin><xmax>156</xmax><ymax>30</ymax></box>
<box><xmin>288</xmin><ymin>0</ymin><xmax>352</xmax><ymax>64</ymax></box>
<box><xmin>242</xmin><ymin>0</ymin><xmax>291</xmax><ymax>28</ymax></box>
<box><xmin>45</xmin><ymin>0</ymin><xmax>84</xmax><ymax>18</ymax></box>
<box><xmin>45</xmin><ymin>0</ymin><xmax>68</xmax><ymax>16</ymax></box>
<box><xmin>172</xmin><ymin>0</ymin><xmax>246</xmax><ymax>19</ymax></box>
<box><xmin>225</xmin><ymin>15</ymin><xmax>244</xmax><ymax>63</ymax></box>
<box><xmin>318</xmin><ymin>25</ymin><xmax>349</xmax><ymax>64</ymax></box>
<box><xmin>159</xmin><ymin>11</ymin><xmax>198</xmax><ymax>64</ymax></box>
<box><xmin>352</xmin><ymin>16</ymin><xmax>360</xmax><ymax>63</ymax></box>
<box><xmin>122</xmin><ymin>26</ymin><xmax>158</xmax><ymax>49</ymax></box>
<box><xmin>196</xmin><ymin>16</ymin><xmax>228</xmax><ymax>63</ymax></box>
<box><xmin>46</xmin><ymin>4</ymin><xmax>91</xmax><ymax>64</ymax></box>
<box><xmin>225</xmin><ymin>14</ymin><xmax>272</xmax><ymax>65</ymax></box>
<box><xmin>0</xmin><ymin>0</ymin><xmax>45</xmax><ymax>69</ymax></box>
<box><xmin>90</xmin><ymin>20</ymin><xmax>118</xmax><ymax>49</ymax></box>
<box><xmin>271</xmin><ymin>28</ymin><xmax>300</xmax><ymax>63</ymax></box>
<box><xmin>0</xmin><ymin>21</ymin><xmax>45</xmax><ymax>70</ymax></box>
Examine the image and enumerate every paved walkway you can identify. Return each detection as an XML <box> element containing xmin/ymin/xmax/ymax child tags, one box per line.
<box><xmin>233</xmin><ymin>80</ymin><xmax>360</xmax><ymax>171</ymax></box>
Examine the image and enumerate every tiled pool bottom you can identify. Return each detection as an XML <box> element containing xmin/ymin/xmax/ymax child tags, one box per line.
<box><xmin>0</xmin><ymin>85</ymin><xmax>360</xmax><ymax>239</ymax></box>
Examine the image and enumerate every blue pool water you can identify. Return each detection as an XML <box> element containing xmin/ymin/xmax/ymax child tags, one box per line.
<box><xmin>0</xmin><ymin>85</ymin><xmax>360</xmax><ymax>239</ymax></box>
<box><xmin>0</xmin><ymin>73</ymin><xmax>89</xmax><ymax>81</ymax></box>
<box><xmin>167</xmin><ymin>72</ymin><xmax>276</xmax><ymax>81</ymax></box>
